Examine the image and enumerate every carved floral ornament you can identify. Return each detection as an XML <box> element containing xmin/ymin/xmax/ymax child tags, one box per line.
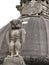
<box><xmin>16</xmin><ymin>0</ymin><xmax>49</xmax><ymax>17</ymax></box>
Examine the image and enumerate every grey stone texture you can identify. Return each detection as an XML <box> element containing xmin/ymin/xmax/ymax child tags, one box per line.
<box><xmin>0</xmin><ymin>16</ymin><xmax>49</xmax><ymax>59</ymax></box>
<box><xmin>3</xmin><ymin>55</ymin><xmax>26</xmax><ymax>65</ymax></box>
<box><xmin>0</xmin><ymin>0</ymin><xmax>49</xmax><ymax>64</ymax></box>
<box><xmin>22</xmin><ymin>1</ymin><xmax>42</xmax><ymax>15</ymax></box>
<box><xmin>21</xmin><ymin>16</ymin><xmax>49</xmax><ymax>57</ymax></box>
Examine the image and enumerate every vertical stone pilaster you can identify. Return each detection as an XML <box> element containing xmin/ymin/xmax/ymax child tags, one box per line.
<box><xmin>43</xmin><ymin>17</ymin><xmax>49</xmax><ymax>57</ymax></box>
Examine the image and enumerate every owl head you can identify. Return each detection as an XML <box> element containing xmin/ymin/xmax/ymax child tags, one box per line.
<box><xmin>10</xmin><ymin>19</ymin><xmax>22</xmax><ymax>29</ymax></box>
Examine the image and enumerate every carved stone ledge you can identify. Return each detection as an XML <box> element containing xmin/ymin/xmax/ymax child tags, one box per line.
<box><xmin>3</xmin><ymin>55</ymin><xmax>26</xmax><ymax>65</ymax></box>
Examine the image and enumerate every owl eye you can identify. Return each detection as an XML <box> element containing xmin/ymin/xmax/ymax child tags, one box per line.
<box><xmin>46</xmin><ymin>0</ymin><xmax>49</xmax><ymax>4</ymax></box>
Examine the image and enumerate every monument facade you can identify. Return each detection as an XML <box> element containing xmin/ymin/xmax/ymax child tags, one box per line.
<box><xmin>0</xmin><ymin>0</ymin><xmax>49</xmax><ymax>65</ymax></box>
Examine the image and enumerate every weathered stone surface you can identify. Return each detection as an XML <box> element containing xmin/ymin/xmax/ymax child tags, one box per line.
<box><xmin>3</xmin><ymin>55</ymin><xmax>26</xmax><ymax>65</ymax></box>
<box><xmin>21</xmin><ymin>17</ymin><xmax>49</xmax><ymax>57</ymax></box>
<box><xmin>22</xmin><ymin>1</ymin><xmax>42</xmax><ymax>15</ymax></box>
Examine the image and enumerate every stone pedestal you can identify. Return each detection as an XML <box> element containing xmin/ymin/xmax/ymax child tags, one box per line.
<box><xmin>3</xmin><ymin>55</ymin><xmax>26</xmax><ymax>65</ymax></box>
